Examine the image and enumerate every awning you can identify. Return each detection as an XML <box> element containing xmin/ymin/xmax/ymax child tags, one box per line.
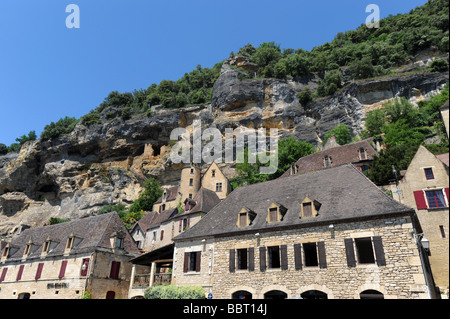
<box><xmin>129</xmin><ymin>244</ymin><xmax>174</xmax><ymax>265</ymax></box>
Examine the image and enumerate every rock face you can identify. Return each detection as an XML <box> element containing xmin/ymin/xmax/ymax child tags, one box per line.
<box><xmin>0</xmin><ymin>57</ymin><xmax>448</xmax><ymax>238</ymax></box>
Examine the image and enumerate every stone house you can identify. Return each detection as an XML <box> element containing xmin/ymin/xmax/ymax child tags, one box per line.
<box><xmin>0</xmin><ymin>212</ymin><xmax>140</xmax><ymax>299</ymax></box>
<box><xmin>127</xmin><ymin>188</ymin><xmax>220</xmax><ymax>299</ymax></box>
<box><xmin>397</xmin><ymin>145</ymin><xmax>449</xmax><ymax>297</ymax></box>
<box><xmin>281</xmin><ymin>138</ymin><xmax>380</xmax><ymax>177</ymax></box>
<box><xmin>440</xmin><ymin>100</ymin><xmax>449</xmax><ymax>138</ymax></box>
<box><xmin>153</xmin><ymin>162</ymin><xmax>229</xmax><ymax>213</ymax></box>
<box><xmin>173</xmin><ymin>164</ymin><xmax>438</xmax><ymax>299</ymax></box>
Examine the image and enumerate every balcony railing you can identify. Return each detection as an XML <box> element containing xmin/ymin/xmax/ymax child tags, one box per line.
<box><xmin>133</xmin><ymin>274</ymin><xmax>150</xmax><ymax>288</ymax></box>
<box><xmin>132</xmin><ymin>273</ymin><xmax>172</xmax><ymax>289</ymax></box>
<box><xmin>153</xmin><ymin>273</ymin><xmax>172</xmax><ymax>286</ymax></box>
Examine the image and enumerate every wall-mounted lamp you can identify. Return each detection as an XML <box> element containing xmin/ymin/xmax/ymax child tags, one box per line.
<box><xmin>328</xmin><ymin>224</ymin><xmax>334</xmax><ymax>229</ymax></box>
<box><xmin>255</xmin><ymin>233</ymin><xmax>260</xmax><ymax>237</ymax></box>
<box><xmin>421</xmin><ymin>236</ymin><xmax>430</xmax><ymax>251</ymax></box>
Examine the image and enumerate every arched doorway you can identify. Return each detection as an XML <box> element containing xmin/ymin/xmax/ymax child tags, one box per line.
<box><xmin>264</xmin><ymin>290</ymin><xmax>287</xmax><ymax>299</ymax></box>
<box><xmin>300</xmin><ymin>290</ymin><xmax>328</xmax><ymax>299</ymax></box>
<box><xmin>232</xmin><ymin>290</ymin><xmax>253</xmax><ymax>299</ymax></box>
<box><xmin>17</xmin><ymin>293</ymin><xmax>30</xmax><ymax>299</ymax></box>
<box><xmin>360</xmin><ymin>290</ymin><xmax>384</xmax><ymax>299</ymax></box>
<box><xmin>106</xmin><ymin>291</ymin><xmax>116</xmax><ymax>299</ymax></box>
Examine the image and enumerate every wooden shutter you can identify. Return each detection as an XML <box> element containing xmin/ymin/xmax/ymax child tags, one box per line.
<box><xmin>195</xmin><ymin>251</ymin><xmax>201</xmax><ymax>272</ymax></box>
<box><xmin>59</xmin><ymin>260</ymin><xmax>68</xmax><ymax>278</ymax></box>
<box><xmin>17</xmin><ymin>265</ymin><xmax>24</xmax><ymax>281</ymax></box>
<box><xmin>280</xmin><ymin>245</ymin><xmax>288</xmax><ymax>270</ymax></box>
<box><xmin>229</xmin><ymin>249</ymin><xmax>235</xmax><ymax>273</ymax></box>
<box><xmin>413</xmin><ymin>190</ymin><xmax>427</xmax><ymax>209</ymax></box>
<box><xmin>317</xmin><ymin>242</ymin><xmax>327</xmax><ymax>269</ymax></box>
<box><xmin>179</xmin><ymin>220</ymin><xmax>182</xmax><ymax>232</ymax></box>
<box><xmin>0</xmin><ymin>267</ymin><xmax>8</xmax><ymax>282</ymax></box>
<box><xmin>110</xmin><ymin>261</ymin><xmax>120</xmax><ymax>279</ymax></box>
<box><xmin>294</xmin><ymin>244</ymin><xmax>303</xmax><ymax>270</ymax></box>
<box><xmin>183</xmin><ymin>252</ymin><xmax>189</xmax><ymax>273</ymax></box>
<box><xmin>445</xmin><ymin>188</ymin><xmax>449</xmax><ymax>206</ymax></box>
<box><xmin>187</xmin><ymin>217</ymin><xmax>190</xmax><ymax>228</ymax></box>
<box><xmin>372</xmin><ymin>236</ymin><xmax>386</xmax><ymax>266</ymax></box>
<box><xmin>248</xmin><ymin>247</ymin><xmax>255</xmax><ymax>271</ymax></box>
<box><xmin>344</xmin><ymin>239</ymin><xmax>356</xmax><ymax>267</ymax></box>
<box><xmin>259</xmin><ymin>247</ymin><xmax>266</xmax><ymax>272</ymax></box>
<box><xmin>35</xmin><ymin>263</ymin><xmax>44</xmax><ymax>279</ymax></box>
<box><xmin>160</xmin><ymin>230</ymin><xmax>164</xmax><ymax>240</ymax></box>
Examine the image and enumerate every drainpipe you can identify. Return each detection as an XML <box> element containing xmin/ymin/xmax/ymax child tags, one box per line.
<box><xmin>412</xmin><ymin>217</ymin><xmax>433</xmax><ymax>299</ymax></box>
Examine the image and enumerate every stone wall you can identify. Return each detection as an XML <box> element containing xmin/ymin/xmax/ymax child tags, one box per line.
<box><xmin>173</xmin><ymin>216</ymin><xmax>430</xmax><ymax>299</ymax></box>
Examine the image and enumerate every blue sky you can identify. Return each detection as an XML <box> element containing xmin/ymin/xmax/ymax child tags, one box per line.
<box><xmin>0</xmin><ymin>0</ymin><xmax>428</xmax><ymax>146</ymax></box>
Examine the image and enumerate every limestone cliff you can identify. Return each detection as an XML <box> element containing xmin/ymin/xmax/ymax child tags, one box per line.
<box><xmin>0</xmin><ymin>57</ymin><xmax>448</xmax><ymax>238</ymax></box>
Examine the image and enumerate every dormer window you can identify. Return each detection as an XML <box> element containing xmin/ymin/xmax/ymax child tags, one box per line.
<box><xmin>111</xmin><ymin>231</ymin><xmax>125</xmax><ymax>249</ymax></box>
<box><xmin>359</xmin><ymin>148</ymin><xmax>367</xmax><ymax>160</ymax></box>
<box><xmin>66</xmin><ymin>235</ymin><xmax>74</xmax><ymax>250</ymax></box>
<box><xmin>290</xmin><ymin>164</ymin><xmax>299</xmax><ymax>175</ymax></box>
<box><xmin>300</xmin><ymin>197</ymin><xmax>321</xmax><ymax>219</ymax></box>
<box><xmin>2</xmin><ymin>245</ymin><xmax>9</xmax><ymax>258</ymax></box>
<box><xmin>24</xmin><ymin>240</ymin><xmax>32</xmax><ymax>256</ymax></box>
<box><xmin>42</xmin><ymin>238</ymin><xmax>51</xmax><ymax>254</ymax></box>
<box><xmin>266</xmin><ymin>203</ymin><xmax>287</xmax><ymax>223</ymax></box>
<box><xmin>324</xmin><ymin>156</ymin><xmax>332</xmax><ymax>168</ymax></box>
<box><xmin>237</xmin><ymin>207</ymin><xmax>256</xmax><ymax>228</ymax></box>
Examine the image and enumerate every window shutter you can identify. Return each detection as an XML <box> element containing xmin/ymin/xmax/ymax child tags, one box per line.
<box><xmin>17</xmin><ymin>265</ymin><xmax>24</xmax><ymax>281</ymax></box>
<box><xmin>160</xmin><ymin>230</ymin><xmax>164</xmax><ymax>241</ymax></box>
<box><xmin>259</xmin><ymin>247</ymin><xmax>266</xmax><ymax>272</ymax></box>
<box><xmin>413</xmin><ymin>190</ymin><xmax>427</xmax><ymax>210</ymax></box>
<box><xmin>317</xmin><ymin>242</ymin><xmax>327</xmax><ymax>269</ymax></box>
<box><xmin>59</xmin><ymin>260</ymin><xmax>68</xmax><ymax>278</ymax></box>
<box><xmin>195</xmin><ymin>251</ymin><xmax>201</xmax><ymax>272</ymax></box>
<box><xmin>280</xmin><ymin>245</ymin><xmax>288</xmax><ymax>270</ymax></box>
<box><xmin>445</xmin><ymin>188</ymin><xmax>449</xmax><ymax>206</ymax></box>
<box><xmin>81</xmin><ymin>258</ymin><xmax>90</xmax><ymax>276</ymax></box>
<box><xmin>183</xmin><ymin>252</ymin><xmax>189</xmax><ymax>273</ymax></box>
<box><xmin>372</xmin><ymin>236</ymin><xmax>386</xmax><ymax>266</ymax></box>
<box><xmin>35</xmin><ymin>263</ymin><xmax>44</xmax><ymax>280</ymax></box>
<box><xmin>110</xmin><ymin>261</ymin><xmax>120</xmax><ymax>279</ymax></box>
<box><xmin>187</xmin><ymin>217</ymin><xmax>190</xmax><ymax>228</ymax></box>
<box><xmin>179</xmin><ymin>220</ymin><xmax>182</xmax><ymax>232</ymax></box>
<box><xmin>229</xmin><ymin>249</ymin><xmax>235</xmax><ymax>273</ymax></box>
<box><xmin>294</xmin><ymin>244</ymin><xmax>303</xmax><ymax>270</ymax></box>
<box><xmin>0</xmin><ymin>267</ymin><xmax>8</xmax><ymax>282</ymax></box>
<box><xmin>248</xmin><ymin>247</ymin><xmax>254</xmax><ymax>271</ymax></box>
<box><xmin>344</xmin><ymin>239</ymin><xmax>356</xmax><ymax>267</ymax></box>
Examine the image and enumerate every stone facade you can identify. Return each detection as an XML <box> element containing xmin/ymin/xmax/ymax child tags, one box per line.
<box><xmin>173</xmin><ymin>216</ymin><xmax>431</xmax><ymax>299</ymax></box>
<box><xmin>398</xmin><ymin>145</ymin><xmax>449</xmax><ymax>296</ymax></box>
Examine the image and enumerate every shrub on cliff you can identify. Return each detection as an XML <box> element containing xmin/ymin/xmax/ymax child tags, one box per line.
<box><xmin>41</xmin><ymin>116</ymin><xmax>79</xmax><ymax>140</ymax></box>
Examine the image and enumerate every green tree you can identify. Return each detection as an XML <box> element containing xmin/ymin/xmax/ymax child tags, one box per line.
<box><xmin>364</xmin><ymin>109</ymin><xmax>386</xmax><ymax>137</ymax></box>
<box><xmin>323</xmin><ymin>123</ymin><xmax>352</xmax><ymax>146</ymax></box>
<box><xmin>15</xmin><ymin>130</ymin><xmax>37</xmax><ymax>146</ymax></box>
<box><xmin>0</xmin><ymin>143</ymin><xmax>8</xmax><ymax>155</ymax></box>
<box><xmin>41</xmin><ymin>116</ymin><xmax>79</xmax><ymax>140</ymax></box>
<box><xmin>298</xmin><ymin>88</ymin><xmax>312</xmax><ymax>106</ymax></box>
<box><xmin>129</xmin><ymin>177</ymin><xmax>163</xmax><ymax>213</ymax></box>
<box><xmin>317</xmin><ymin>70</ymin><xmax>343</xmax><ymax>96</ymax></box>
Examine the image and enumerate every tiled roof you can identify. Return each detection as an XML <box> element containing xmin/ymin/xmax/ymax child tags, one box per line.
<box><xmin>177</xmin><ymin>187</ymin><xmax>221</xmax><ymax>217</ymax></box>
<box><xmin>144</xmin><ymin>208</ymin><xmax>178</xmax><ymax>231</ymax></box>
<box><xmin>175</xmin><ymin>164</ymin><xmax>414</xmax><ymax>241</ymax></box>
<box><xmin>4</xmin><ymin>212</ymin><xmax>140</xmax><ymax>261</ymax></box>
<box><xmin>154</xmin><ymin>186</ymin><xmax>179</xmax><ymax>204</ymax></box>
<box><xmin>281</xmin><ymin>139</ymin><xmax>378</xmax><ymax>177</ymax></box>
<box><xmin>436</xmin><ymin>153</ymin><xmax>449</xmax><ymax>167</ymax></box>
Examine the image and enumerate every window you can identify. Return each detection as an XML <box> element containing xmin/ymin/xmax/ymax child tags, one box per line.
<box><xmin>267</xmin><ymin>246</ymin><xmax>281</xmax><ymax>269</ymax></box>
<box><xmin>81</xmin><ymin>258</ymin><xmax>90</xmax><ymax>276</ymax></box>
<box><xmin>216</xmin><ymin>182</ymin><xmax>222</xmax><ymax>192</ymax></box>
<box><xmin>184</xmin><ymin>251</ymin><xmax>201</xmax><ymax>272</ymax></box>
<box><xmin>110</xmin><ymin>261</ymin><xmax>121</xmax><ymax>279</ymax></box>
<box><xmin>1</xmin><ymin>246</ymin><xmax>9</xmax><ymax>258</ymax></box>
<box><xmin>424</xmin><ymin>168</ymin><xmax>434</xmax><ymax>180</ymax></box>
<box><xmin>189</xmin><ymin>193</ymin><xmax>193</xmax><ymax>199</ymax></box>
<box><xmin>239</xmin><ymin>213</ymin><xmax>247</xmax><ymax>227</ymax></box>
<box><xmin>190</xmin><ymin>168</ymin><xmax>194</xmax><ymax>174</ymax></box>
<box><xmin>152</xmin><ymin>231</ymin><xmax>157</xmax><ymax>241</ymax></box>
<box><xmin>324</xmin><ymin>156</ymin><xmax>331</xmax><ymax>168</ymax></box>
<box><xmin>268</xmin><ymin>208</ymin><xmax>278</xmax><ymax>222</ymax></box>
<box><xmin>212</xmin><ymin>169</ymin><xmax>216</xmax><ymax>177</ymax></box>
<box><xmin>160</xmin><ymin>230</ymin><xmax>164</xmax><ymax>241</ymax></box>
<box><xmin>24</xmin><ymin>243</ymin><xmax>31</xmax><ymax>256</ymax></box>
<box><xmin>303</xmin><ymin>243</ymin><xmax>318</xmax><ymax>267</ymax></box>
<box><xmin>425</xmin><ymin>190</ymin><xmax>446</xmax><ymax>208</ymax></box>
<box><xmin>115</xmin><ymin>237</ymin><xmax>124</xmax><ymax>249</ymax></box>
<box><xmin>66</xmin><ymin>236</ymin><xmax>74</xmax><ymax>250</ymax></box>
<box><xmin>237</xmin><ymin>208</ymin><xmax>256</xmax><ymax>228</ymax></box>
<box><xmin>189</xmin><ymin>178</ymin><xmax>193</xmax><ymax>186</ymax></box>
<box><xmin>359</xmin><ymin>148</ymin><xmax>367</xmax><ymax>160</ymax></box>
<box><xmin>355</xmin><ymin>238</ymin><xmax>375</xmax><ymax>264</ymax></box>
<box><xmin>440</xmin><ymin>225</ymin><xmax>446</xmax><ymax>239</ymax></box>
<box><xmin>237</xmin><ymin>249</ymin><xmax>248</xmax><ymax>270</ymax></box>
<box><xmin>163</xmin><ymin>192</ymin><xmax>167</xmax><ymax>200</ymax></box>
<box><xmin>42</xmin><ymin>240</ymin><xmax>50</xmax><ymax>253</ymax></box>
<box><xmin>302</xmin><ymin>203</ymin><xmax>312</xmax><ymax>218</ymax></box>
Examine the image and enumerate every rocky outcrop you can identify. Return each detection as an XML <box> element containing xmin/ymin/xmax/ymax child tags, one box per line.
<box><xmin>0</xmin><ymin>58</ymin><xmax>448</xmax><ymax>238</ymax></box>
